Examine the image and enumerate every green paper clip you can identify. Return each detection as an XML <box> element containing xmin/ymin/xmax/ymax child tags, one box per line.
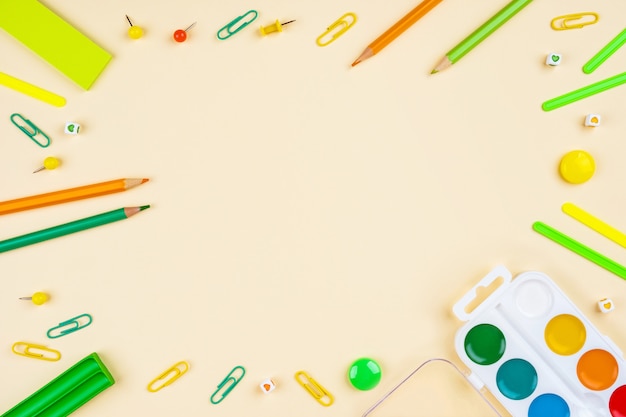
<box><xmin>1</xmin><ymin>352</ymin><xmax>115</xmax><ymax>417</ymax></box>
<box><xmin>210</xmin><ymin>366</ymin><xmax>245</xmax><ymax>404</ymax></box>
<box><xmin>217</xmin><ymin>10</ymin><xmax>258</xmax><ymax>40</ymax></box>
<box><xmin>47</xmin><ymin>313</ymin><xmax>93</xmax><ymax>339</ymax></box>
<box><xmin>10</xmin><ymin>113</ymin><xmax>51</xmax><ymax>147</ymax></box>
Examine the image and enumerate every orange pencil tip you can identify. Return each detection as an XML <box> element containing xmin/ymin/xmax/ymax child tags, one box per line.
<box><xmin>351</xmin><ymin>59</ymin><xmax>361</xmax><ymax>67</ymax></box>
<box><xmin>141</xmin><ymin>178</ymin><xmax>149</xmax><ymax>184</ymax></box>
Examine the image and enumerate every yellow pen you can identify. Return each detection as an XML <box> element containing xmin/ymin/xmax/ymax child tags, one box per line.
<box><xmin>0</xmin><ymin>72</ymin><xmax>66</xmax><ymax>107</ymax></box>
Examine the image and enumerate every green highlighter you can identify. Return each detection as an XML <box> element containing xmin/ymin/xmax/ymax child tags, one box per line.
<box><xmin>1</xmin><ymin>353</ymin><xmax>115</xmax><ymax>417</ymax></box>
<box><xmin>0</xmin><ymin>0</ymin><xmax>112</xmax><ymax>90</ymax></box>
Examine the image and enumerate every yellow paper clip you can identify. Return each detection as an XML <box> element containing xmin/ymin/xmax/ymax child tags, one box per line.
<box><xmin>210</xmin><ymin>365</ymin><xmax>245</xmax><ymax>404</ymax></box>
<box><xmin>316</xmin><ymin>12</ymin><xmax>357</xmax><ymax>47</ymax></box>
<box><xmin>294</xmin><ymin>370</ymin><xmax>334</xmax><ymax>406</ymax></box>
<box><xmin>147</xmin><ymin>361</ymin><xmax>189</xmax><ymax>392</ymax></box>
<box><xmin>12</xmin><ymin>342</ymin><xmax>61</xmax><ymax>361</ymax></box>
<box><xmin>551</xmin><ymin>13</ymin><xmax>599</xmax><ymax>30</ymax></box>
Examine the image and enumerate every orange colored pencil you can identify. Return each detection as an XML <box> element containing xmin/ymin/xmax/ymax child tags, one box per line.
<box><xmin>352</xmin><ymin>0</ymin><xmax>445</xmax><ymax>66</ymax></box>
<box><xmin>0</xmin><ymin>178</ymin><xmax>149</xmax><ymax>215</ymax></box>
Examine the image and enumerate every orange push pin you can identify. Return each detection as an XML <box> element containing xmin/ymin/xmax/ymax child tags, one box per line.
<box><xmin>20</xmin><ymin>292</ymin><xmax>49</xmax><ymax>305</ymax></box>
<box><xmin>260</xmin><ymin>19</ymin><xmax>295</xmax><ymax>36</ymax></box>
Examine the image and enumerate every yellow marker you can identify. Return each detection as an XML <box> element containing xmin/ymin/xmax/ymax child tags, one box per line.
<box><xmin>12</xmin><ymin>342</ymin><xmax>61</xmax><ymax>361</ymax></box>
<box><xmin>0</xmin><ymin>72</ymin><xmax>65</xmax><ymax>107</ymax></box>
<box><xmin>563</xmin><ymin>203</ymin><xmax>626</xmax><ymax>248</ymax></box>
<box><xmin>294</xmin><ymin>370</ymin><xmax>334</xmax><ymax>406</ymax></box>
<box><xmin>147</xmin><ymin>361</ymin><xmax>189</xmax><ymax>392</ymax></box>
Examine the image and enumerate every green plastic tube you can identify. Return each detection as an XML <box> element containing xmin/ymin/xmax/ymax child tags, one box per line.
<box><xmin>542</xmin><ymin>72</ymin><xmax>626</xmax><ymax>111</ymax></box>
<box><xmin>583</xmin><ymin>28</ymin><xmax>626</xmax><ymax>74</ymax></box>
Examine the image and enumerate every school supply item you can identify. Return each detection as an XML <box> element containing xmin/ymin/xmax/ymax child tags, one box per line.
<box><xmin>0</xmin><ymin>178</ymin><xmax>149</xmax><ymax>216</ymax></box>
<box><xmin>210</xmin><ymin>366</ymin><xmax>245</xmax><ymax>404</ymax></box>
<box><xmin>431</xmin><ymin>0</ymin><xmax>533</xmax><ymax>73</ymax></box>
<box><xmin>259</xmin><ymin>19</ymin><xmax>295</xmax><ymax>36</ymax></box>
<box><xmin>542</xmin><ymin>72</ymin><xmax>626</xmax><ymax>111</ymax></box>
<box><xmin>550</xmin><ymin>13</ymin><xmax>599</xmax><ymax>31</ymax></box>
<box><xmin>173</xmin><ymin>22</ymin><xmax>196</xmax><ymax>43</ymax></box>
<box><xmin>10</xmin><ymin>113</ymin><xmax>51</xmax><ymax>148</ymax></box>
<box><xmin>453</xmin><ymin>265</ymin><xmax>626</xmax><ymax>416</ymax></box>
<box><xmin>562</xmin><ymin>203</ymin><xmax>626</xmax><ymax>248</ymax></box>
<box><xmin>1</xmin><ymin>352</ymin><xmax>115</xmax><ymax>417</ymax></box>
<box><xmin>352</xmin><ymin>0</ymin><xmax>444</xmax><ymax>66</ymax></box>
<box><xmin>0</xmin><ymin>205</ymin><xmax>150</xmax><ymax>254</ymax></box>
<box><xmin>33</xmin><ymin>156</ymin><xmax>61</xmax><ymax>173</ymax></box>
<box><xmin>583</xmin><ymin>28</ymin><xmax>626</xmax><ymax>74</ymax></box>
<box><xmin>125</xmin><ymin>15</ymin><xmax>144</xmax><ymax>39</ymax></box>
<box><xmin>47</xmin><ymin>314</ymin><xmax>93</xmax><ymax>339</ymax></box>
<box><xmin>316</xmin><ymin>13</ymin><xmax>357</xmax><ymax>47</ymax></box>
<box><xmin>533</xmin><ymin>221</ymin><xmax>626</xmax><ymax>280</ymax></box>
<box><xmin>12</xmin><ymin>342</ymin><xmax>61</xmax><ymax>362</ymax></box>
<box><xmin>294</xmin><ymin>370</ymin><xmax>334</xmax><ymax>406</ymax></box>
<box><xmin>0</xmin><ymin>72</ymin><xmax>66</xmax><ymax>107</ymax></box>
<box><xmin>147</xmin><ymin>361</ymin><xmax>189</xmax><ymax>392</ymax></box>
<box><xmin>0</xmin><ymin>0</ymin><xmax>112</xmax><ymax>90</ymax></box>
<box><xmin>217</xmin><ymin>10</ymin><xmax>258</xmax><ymax>40</ymax></box>
<box><xmin>19</xmin><ymin>292</ymin><xmax>49</xmax><ymax>305</ymax></box>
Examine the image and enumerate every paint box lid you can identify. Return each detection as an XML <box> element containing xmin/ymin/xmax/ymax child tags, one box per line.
<box><xmin>453</xmin><ymin>266</ymin><xmax>626</xmax><ymax>417</ymax></box>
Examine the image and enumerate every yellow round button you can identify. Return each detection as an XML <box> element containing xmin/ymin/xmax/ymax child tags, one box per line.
<box><xmin>559</xmin><ymin>150</ymin><xmax>595</xmax><ymax>184</ymax></box>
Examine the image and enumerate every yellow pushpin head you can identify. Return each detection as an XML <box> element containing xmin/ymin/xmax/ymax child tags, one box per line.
<box><xmin>126</xmin><ymin>15</ymin><xmax>144</xmax><ymax>39</ymax></box>
<box><xmin>33</xmin><ymin>156</ymin><xmax>61</xmax><ymax>173</ymax></box>
<box><xmin>260</xmin><ymin>19</ymin><xmax>295</xmax><ymax>36</ymax></box>
<box><xmin>20</xmin><ymin>292</ymin><xmax>49</xmax><ymax>305</ymax></box>
<box><xmin>559</xmin><ymin>150</ymin><xmax>595</xmax><ymax>184</ymax></box>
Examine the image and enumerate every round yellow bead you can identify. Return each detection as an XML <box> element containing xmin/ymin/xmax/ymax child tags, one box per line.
<box><xmin>559</xmin><ymin>150</ymin><xmax>595</xmax><ymax>184</ymax></box>
<box><xmin>31</xmin><ymin>292</ymin><xmax>49</xmax><ymax>305</ymax></box>
<box><xmin>128</xmin><ymin>26</ymin><xmax>144</xmax><ymax>39</ymax></box>
<box><xmin>43</xmin><ymin>156</ymin><xmax>60</xmax><ymax>170</ymax></box>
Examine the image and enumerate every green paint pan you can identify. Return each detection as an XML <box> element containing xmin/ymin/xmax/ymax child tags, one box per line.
<box><xmin>2</xmin><ymin>352</ymin><xmax>115</xmax><ymax>417</ymax></box>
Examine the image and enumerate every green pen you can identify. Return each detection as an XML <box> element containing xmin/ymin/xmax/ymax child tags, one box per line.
<box><xmin>533</xmin><ymin>221</ymin><xmax>626</xmax><ymax>280</ymax></box>
<box><xmin>431</xmin><ymin>0</ymin><xmax>533</xmax><ymax>73</ymax></box>
<box><xmin>0</xmin><ymin>205</ymin><xmax>149</xmax><ymax>253</ymax></box>
<box><xmin>542</xmin><ymin>71</ymin><xmax>626</xmax><ymax>111</ymax></box>
<box><xmin>583</xmin><ymin>28</ymin><xmax>626</xmax><ymax>74</ymax></box>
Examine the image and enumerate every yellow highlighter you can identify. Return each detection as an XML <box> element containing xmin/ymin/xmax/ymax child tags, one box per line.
<box><xmin>0</xmin><ymin>72</ymin><xmax>66</xmax><ymax>107</ymax></box>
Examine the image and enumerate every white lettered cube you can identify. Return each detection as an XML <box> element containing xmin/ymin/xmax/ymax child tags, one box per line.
<box><xmin>546</xmin><ymin>53</ymin><xmax>562</xmax><ymax>66</ymax></box>
<box><xmin>64</xmin><ymin>122</ymin><xmax>81</xmax><ymax>134</ymax></box>
<box><xmin>598</xmin><ymin>298</ymin><xmax>615</xmax><ymax>313</ymax></box>
<box><xmin>585</xmin><ymin>114</ymin><xmax>601</xmax><ymax>127</ymax></box>
<box><xmin>259</xmin><ymin>378</ymin><xmax>276</xmax><ymax>393</ymax></box>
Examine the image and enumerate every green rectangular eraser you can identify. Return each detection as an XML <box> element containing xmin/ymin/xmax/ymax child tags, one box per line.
<box><xmin>0</xmin><ymin>0</ymin><xmax>112</xmax><ymax>90</ymax></box>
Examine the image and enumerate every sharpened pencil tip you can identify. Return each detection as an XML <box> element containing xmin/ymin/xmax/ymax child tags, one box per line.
<box><xmin>351</xmin><ymin>59</ymin><xmax>361</xmax><ymax>67</ymax></box>
<box><xmin>430</xmin><ymin>69</ymin><xmax>438</xmax><ymax>74</ymax></box>
<box><xmin>141</xmin><ymin>178</ymin><xmax>149</xmax><ymax>184</ymax></box>
<box><xmin>139</xmin><ymin>205</ymin><xmax>150</xmax><ymax>211</ymax></box>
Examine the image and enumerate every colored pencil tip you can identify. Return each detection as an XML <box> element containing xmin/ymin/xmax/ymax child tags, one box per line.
<box><xmin>139</xmin><ymin>205</ymin><xmax>150</xmax><ymax>211</ymax></box>
<box><xmin>351</xmin><ymin>59</ymin><xmax>361</xmax><ymax>67</ymax></box>
<box><xmin>430</xmin><ymin>69</ymin><xmax>438</xmax><ymax>74</ymax></box>
<box><xmin>141</xmin><ymin>178</ymin><xmax>149</xmax><ymax>184</ymax></box>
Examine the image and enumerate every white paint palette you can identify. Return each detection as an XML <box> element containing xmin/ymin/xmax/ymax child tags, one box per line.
<box><xmin>453</xmin><ymin>266</ymin><xmax>626</xmax><ymax>417</ymax></box>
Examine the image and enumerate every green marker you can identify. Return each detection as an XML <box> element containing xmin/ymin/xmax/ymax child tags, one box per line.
<box><xmin>0</xmin><ymin>205</ymin><xmax>149</xmax><ymax>253</ymax></box>
<box><xmin>431</xmin><ymin>0</ymin><xmax>533</xmax><ymax>73</ymax></box>
<box><xmin>533</xmin><ymin>221</ymin><xmax>626</xmax><ymax>280</ymax></box>
<box><xmin>542</xmin><ymin>72</ymin><xmax>626</xmax><ymax>111</ymax></box>
<box><xmin>583</xmin><ymin>28</ymin><xmax>626</xmax><ymax>74</ymax></box>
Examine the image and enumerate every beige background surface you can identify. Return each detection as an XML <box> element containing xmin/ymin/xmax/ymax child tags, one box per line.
<box><xmin>1</xmin><ymin>0</ymin><xmax>626</xmax><ymax>416</ymax></box>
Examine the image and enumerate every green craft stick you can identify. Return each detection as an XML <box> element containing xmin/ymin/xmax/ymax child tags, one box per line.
<box><xmin>542</xmin><ymin>72</ymin><xmax>626</xmax><ymax>111</ymax></box>
<box><xmin>583</xmin><ymin>28</ymin><xmax>626</xmax><ymax>74</ymax></box>
<box><xmin>431</xmin><ymin>0</ymin><xmax>533</xmax><ymax>73</ymax></box>
<box><xmin>0</xmin><ymin>0</ymin><xmax>112</xmax><ymax>90</ymax></box>
<box><xmin>533</xmin><ymin>221</ymin><xmax>626</xmax><ymax>280</ymax></box>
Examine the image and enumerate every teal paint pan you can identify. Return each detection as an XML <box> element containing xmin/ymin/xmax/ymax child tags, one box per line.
<box><xmin>2</xmin><ymin>352</ymin><xmax>115</xmax><ymax>417</ymax></box>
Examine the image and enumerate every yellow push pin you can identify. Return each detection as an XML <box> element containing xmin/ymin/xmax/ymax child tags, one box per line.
<box><xmin>33</xmin><ymin>156</ymin><xmax>61</xmax><ymax>173</ymax></box>
<box><xmin>19</xmin><ymin>292</ymin><xmax>49</xmax><ymax>305</ymax></box>
<box><xmin>260</xmin><ymin>19</ymin><xmax>295</xmax><ymax>36</ymax></box>
<box><xmin>559</xmin><ymin>150</ymin><xmax>595</xmax><ymax>184</ymax></box>
<box><xmin>126</xmin><ymin>15</ymin><xmax>144</xmax><ymax>39</ymax></box>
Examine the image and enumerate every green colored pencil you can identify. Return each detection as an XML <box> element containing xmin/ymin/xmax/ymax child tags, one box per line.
<box><xmin>533</xmin><ymin>221</ymin><xmax>626</xmax><ymax>280</ymax></box>
<box><xmin>583</xmin><ymin>28</ymin><xmax>626</xmax><ymax>74</ymax></box>
<box><xmin>0</xmin><ymin>205</ymin><xmax>149</xmax><ymax>253</ymax></box>
<box><xmin>542</xmin><ymin>71</ymin><xmax>626</xmax><ymax>111</ymax></box>
<box><xmin>431</xmin><ymin>0</ymin><xmax>533</xmax><ymax>73</ymax></box>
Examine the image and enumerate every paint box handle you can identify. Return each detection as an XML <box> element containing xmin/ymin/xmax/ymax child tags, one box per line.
<box><xmin>452</xmin><ymin>265</ymin><xmax>512</xmax><ymax>322</ymax></box>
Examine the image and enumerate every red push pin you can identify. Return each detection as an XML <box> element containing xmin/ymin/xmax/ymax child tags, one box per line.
<box><xmin>173</xmin><ymin>22</ymin><xmax>196</xmax><ymax>42</ymax></box>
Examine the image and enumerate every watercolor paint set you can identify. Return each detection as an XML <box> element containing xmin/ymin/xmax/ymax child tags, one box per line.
<box><xmin>453</xmin><ymin>266</ymin><xmax>626</xmax><ymax>417</ymax></box>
